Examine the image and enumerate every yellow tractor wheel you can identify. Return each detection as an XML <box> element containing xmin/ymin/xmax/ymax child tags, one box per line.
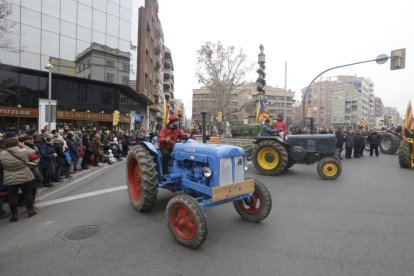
<box><xmin>317</xmin><ymin>157</ymin><xmax>342</xmax><ymax>180</ymax></box>
<box><xmin>253</xmin><ymin>140</ymin><xmax>288</xmax><ymax>176</ymax></box>
<box><xmin>399</xmin><ymin>140</ymin><xmax>414</xmax><ymax>168</ymax></box>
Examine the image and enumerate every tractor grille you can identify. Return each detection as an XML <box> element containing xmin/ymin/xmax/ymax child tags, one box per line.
<box><xmin>219</xmin><ymin>156</ymin><xmax>244</xmax><ymax>186</ymax></box>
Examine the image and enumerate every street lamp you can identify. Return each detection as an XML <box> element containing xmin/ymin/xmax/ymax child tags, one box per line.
<box><xmin>45</xmin><ymin>63</ymin><xmax>53</xmax><ymax>132</ymax></box>
<box><xmin>201</xmin><ymin>110</ymin><xmax>207</xmax><ymax>143</ymax></box>
<box><xmin>301</xmin><ymin>54</ymin><xmax>391</xmax><ymax>128</ymax></box>
<box><xmin>177</xmin><ymin>110</ymin><xmax>183</xmax><ymax>128</ymax></box>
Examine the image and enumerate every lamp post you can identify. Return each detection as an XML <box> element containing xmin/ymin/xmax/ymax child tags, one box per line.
<box><xmin>177</xmin><ymin>110</ymin><xmax>183</xmax><ymax>129</ymax></box>
<box><xmin>201</xmin><ymin>110</ymin><xmax>207</xmax><ymax>143</ymax></box>
<box><xmin>301</xmin><ymin>54</ymin><xmax>390</xmax><ymax>128</ymax></box>
<box><xmin>45</xmin><ymin>63</ymin><xmax>53</xmax><ymax>132</ymax></box>
<box><xmin>256</xmin><ymin>45</ymin><xmax>266</xmax><ymax>122</ymax></box>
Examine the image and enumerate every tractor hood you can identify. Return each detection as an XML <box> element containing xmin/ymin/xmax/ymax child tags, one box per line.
<box><xmin>173</xmin><ymin>140</ymin><xmax>245</xmax><ymax>163</ymax></box>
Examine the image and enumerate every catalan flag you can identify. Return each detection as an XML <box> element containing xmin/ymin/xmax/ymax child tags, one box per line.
<box><xmin>359</xmin><ymin>118</ymin><xmax>369</xmax><ymax>127</ymax></box>
<box><xmin>256</xmin><ymin>95</ymin><xmax>269</xmax><ymax>123</ymax></box>
<box><xmin>162</xmin><ymin>96</ymin><xmax>169</xmax><ymax>127</ymax></box>
<box><xmin>402</xmin><ymin>100</ymin><xmax>414</xmax><ymax>141</ymax></box>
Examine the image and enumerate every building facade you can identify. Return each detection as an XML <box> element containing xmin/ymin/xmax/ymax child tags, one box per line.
<box><xmin>135</xmin><ymin>0</ymin><xmax>175</xmax><ymax>131</ymax></box>
<box><xmin>301</xmin><ymin>75</ymin><xmax>379</xmax><ymax>129</ymax></box>
<box><xmin>0</xmin><ymin>0</ymin><xmax>152</xmax><ymax>131</ymax></box>
<box><xmin>192</xmin><ymin>83</ymin><xmax>295</xmax><ymax>127</ymax></box>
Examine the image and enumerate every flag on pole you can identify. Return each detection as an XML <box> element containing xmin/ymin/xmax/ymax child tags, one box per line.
<box><xmin>359</xmin><ymin>118</ymin><xmax>369</xmax><ymax>127</ymax></box>
<box><xmin>402</xmin><ymin>100</ymin><xmax>414</xmax><ymax>140</ymax></box>
<box><xmin>162</xmin><ymin>96</ymin><xmax>169</xmax><ymax>127</ymax></box>
<box><xmin>256</xmin><ymin>95</ymin><xmax>269</xmax><ymax>123</ymax></box>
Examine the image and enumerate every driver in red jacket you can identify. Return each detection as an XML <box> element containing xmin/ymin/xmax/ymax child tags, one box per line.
<box><xmin>273</xmin><ymin>113</ymin><xmax>287</xmax><ymax>138</ymax></box>
<box><xmin>158</xmin><ymin>115</ymin><xmax>188</xmax><ymax>174</ymax></box>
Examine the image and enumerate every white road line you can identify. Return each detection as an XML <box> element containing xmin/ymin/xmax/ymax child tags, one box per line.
<box><xmin>38</xmin><ymin>185</ymin><xmax>127</xmax><ymax>207</ymax></box>
<box><xmin>36</xmin><ymin>161</ymin><xmax>124</xmax><ymax>202</ymax></box>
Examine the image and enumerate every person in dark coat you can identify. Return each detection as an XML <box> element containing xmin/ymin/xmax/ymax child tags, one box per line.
<box><xmin>353</xmin><ymin>128</ymin><xmax>363</xmax><ymax>158</ymax></box>
<box><xmin>260</xmin><ymin>119</ymin><xmax>280</xmax><ymax>137</ymax></box>
<box><xmin>335</xmin><ymin>128</ymin><xmax>345</xmax><ymax>159</ymax></box>
<box><xmin>344</xmin><ymin>130</ymin><xmax>354</xmax><ymax>159</ymax></box>
<box><xmin>66</xmin><ymin>131</ymin><xmax>79</xmax><ymax>173</ymax></box>
<box><xmin>359</xmin><ymin>127</ymin><xmax>369</xmax><ymax>157</ymax></box>
<box><xmin>81</xmin><ymin>132</ymin><xmax>91</xmax><ymax>169</ymax></box>
<box><xmin>53</xmin><ymin>134</ymin><xmax>67</xmax><ymax>182</ymax></box>
<box><xmin>367</xmin><ymin>129</ymin><xmax>381</xmax><ymax>157</ymax></box>
<box><xmin>39</xmin><ymin>134</ymin><xmax>57</xmax><ymax>187</ymax></box>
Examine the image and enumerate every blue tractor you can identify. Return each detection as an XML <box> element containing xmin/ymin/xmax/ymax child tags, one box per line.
<box><xmin>126</xmin><ymin>139</ymin><xmax>272</xmax><ymax>248</ymax></box>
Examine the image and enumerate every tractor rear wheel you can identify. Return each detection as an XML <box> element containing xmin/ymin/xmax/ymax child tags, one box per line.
<box><xmin>233</xmin><ymin>179</ymin><xmax>272</xmax><ymax>222</ymax></box>
<box><xmin>253</xmin><ymin>140</ymin><xmax>288</xmax><ymax>176</ymax></box>
<box><xmin>399</xmin><ymin>141</ymin><xmax>413</xmax><ymax>168</ymax></box>
<box><xmin>166</xmin><ymin>194</ymin><xmax>208</xmax><ymax>249</ymax></box>
<box><xmin>380</xmin><ymin>133</ymin><xmax>400</xmax><ymax>154</ymax></box>
<box><xmin>126</xmin><ymin>144</ymin><xmax>158</xmax><ymax>212</ymax></box>
<box><xmin>317</xmin><ymin>157</ymin><xmax>342</xmax><ymax>180</ymax></box>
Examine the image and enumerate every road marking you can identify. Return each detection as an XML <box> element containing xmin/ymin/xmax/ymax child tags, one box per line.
<box><xmin>36</xmin><ymin>160</ymin><xmax>124</xmax><ymax>202</ymax></box>
<box><xmin>38</xmin><ymin>186</ymin><xmax>127</xmax><ymax>207</ymax></box>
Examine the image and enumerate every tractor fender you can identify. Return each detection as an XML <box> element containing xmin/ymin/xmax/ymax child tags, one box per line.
<box><xmin>255</xmin><ymin>136</ymin><xmax>290</xmax><ymax>149</ymax></box>
<box><xmin>139</xmin><ymin>141</ymin><xmax>163</xmax><ymax>182</ymax></box>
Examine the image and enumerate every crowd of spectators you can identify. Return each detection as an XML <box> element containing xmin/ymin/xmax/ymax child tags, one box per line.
<box><xmin>0</xmin><ymin>125</ymin><xmax>158</xmax><ymax>222</ymax></box>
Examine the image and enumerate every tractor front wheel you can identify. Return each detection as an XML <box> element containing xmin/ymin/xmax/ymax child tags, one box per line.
<box><xmin>253</xmin><ymin>140</ymin><xmax>288</xmax><ymax>176</ymax></box>
<box><xmin>317</xmin><ymin>157</ymin><xmax>342</xmax><ymax>180</ymax></box>
<box><xmin>233</xmin><ymin>179</ymin><xmax>272</xmax><ymax>222</ymax></box>
<box><xmin>126</xmin><ymin>144</ymin><xmax>158</xmax><ymax>212</ymax></box>
<box><xmin>399</xmin><ymin>141</ymin><xmax>413</xmax><ymax>168</ymax></box>
<box><xmin>166</xmin><ymin>194</ymin><xmax>208</xmax><ymax>249</ymax></box>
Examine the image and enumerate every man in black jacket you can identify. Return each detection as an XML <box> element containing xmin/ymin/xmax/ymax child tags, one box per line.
<box><xmin>368</xmin><ymin>129</ymin><xmax>381</xmax><ymax>157</ymax></box>
<box><xmin>260</xmin><ymin>119</ymin><xmax>280</xmax><ymax>137</ymax></box>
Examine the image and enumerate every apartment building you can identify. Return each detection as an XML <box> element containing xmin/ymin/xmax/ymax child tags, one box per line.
<box><xmin>192</xmin><ymin>83</ymin><xmax>295</xmax><ymax>126</ymax></box>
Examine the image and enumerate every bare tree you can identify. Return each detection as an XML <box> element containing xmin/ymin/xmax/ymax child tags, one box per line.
<box><xmin>0</xmin><ymin>0</ymin><xmax>15</xmax><ymax>49</ymax></box>
<box><xmin>196</xmin><ymin>41</ymin><xmax>253</xmax><ymax>123</ymax></box>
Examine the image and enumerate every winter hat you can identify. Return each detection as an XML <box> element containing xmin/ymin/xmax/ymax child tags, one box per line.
<box><xmin>168</xmin><ymin>115</ymin><xmax>178</xmax><ymax>123</ymax></box>
<box><xmin>5</xmin><ymin>131</ymin><xmax>17</xmax><ymax>140</ymax></box>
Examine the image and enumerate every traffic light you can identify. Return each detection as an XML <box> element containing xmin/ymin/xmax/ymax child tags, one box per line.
<box><xmin>390</xmin><ymin>48</ymin><xmax>406</xmax><ymax>70</ymax></box>
<box><xmin>112</xmin><ymin>110</ymin><xmax>120</xmax><ymax>126</ymax></box>
<box><xmin>217</xmin><ymin>111</ymin><xmax>222</xmax><ymax>123</ymax></box>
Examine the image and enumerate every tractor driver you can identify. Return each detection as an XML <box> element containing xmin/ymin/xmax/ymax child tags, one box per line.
<box><xmin>273</xmin><ymin>113</ymin><xmax>287</xmax><ymax>138</ymax></box>
<box><xmin>158</xmin><ymin>115</ymin><xmax>188</xmax><ymax>174</ymax></box>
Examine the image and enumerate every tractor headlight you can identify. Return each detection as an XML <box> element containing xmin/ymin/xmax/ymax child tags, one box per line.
<box><xmin>202</xmin><ymin>167</ymin><xmax>212</xmax><ymax>178</ymax></box>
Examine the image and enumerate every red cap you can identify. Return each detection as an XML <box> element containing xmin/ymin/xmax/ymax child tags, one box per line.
<box><xmin>277</xmin><ymin>113</ymin><xmax>283</xmax><ymax>118</ymax></box>
<box><xmin>169</xmin><ymin>115</ymin><xmax>178</xmax><ymax>123</ymax></box>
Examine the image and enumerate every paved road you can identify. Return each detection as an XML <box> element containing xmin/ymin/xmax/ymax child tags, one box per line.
<box><xmin>0</xmin><ymin>153</ymin><xmax>413</xmax><ymax>276</ymax></box>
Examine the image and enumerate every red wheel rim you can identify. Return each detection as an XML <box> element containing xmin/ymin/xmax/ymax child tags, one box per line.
<box><xmin>128</xmin><ymin>158</ymin><xmax>142</xmax><ymax>201</ymax></box>
<box><xmin>170</xmin><ymin>203</ymin><xmax>197</xmax><ymax>240</ymax></box>
<box><xmin>238</xmin><ymin>192</ymin><xmax>262</xmax><ymax>215</ymax></box>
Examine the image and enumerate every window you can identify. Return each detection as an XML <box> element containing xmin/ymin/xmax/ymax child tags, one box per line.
<box><xmin>106</xmin><ymin>73</ymin><xmax>115</xmax><ymax>83</ymax></box>
<box><xmin>61</xmin><ymin>0</ymin><xmax>77</xmax><ymax>24</ymax></box>
<box><xmin>106</xmin><ymin>59</ymin><xmax>115</xmax><ymax>67</ymax></box>
<box><xmin>122</xmin><ymin>63</ymin><xmax>129</xmax><ymax>71</ymax></box>
<box><xmin>122</xmin><ymin>76</ymin><xmax>129</xmax><ymax>85</ymax></box>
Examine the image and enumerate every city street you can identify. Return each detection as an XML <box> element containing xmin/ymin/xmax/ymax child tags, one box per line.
<box><xmin>0</xmin><ymin>153</ymin><xmax>413</xmax><ymax>276</ymax></box>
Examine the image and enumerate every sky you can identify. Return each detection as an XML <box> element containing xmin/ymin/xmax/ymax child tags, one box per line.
<box><xmin>133</xmin><ymin>0</ymin><xmax>414</xmax><ymax>117</ymax></box>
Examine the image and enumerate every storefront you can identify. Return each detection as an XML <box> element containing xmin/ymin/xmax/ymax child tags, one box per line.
<box><xmin>0</xmin><ymin>106</ymin><xmax>38</xmax><ymax>131</ymax></box>
<box><xmin>56</xmin><ymin>110</ymin><xmax>113</xmax><ymax>132</ymax></box>
<box><xmin>118</xmin><ymin>114</ymin><xmax>132</xmax><ymax>131</ymax></box>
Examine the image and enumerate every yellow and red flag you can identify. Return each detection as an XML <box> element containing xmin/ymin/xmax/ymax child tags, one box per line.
<box><xmin>402</xmin><ymin>100</ymin><xmax>414</xmax><ymax>140</ymax></box>
<box><xmin>359</xmin><ymin>118</ymin><xmax>368</xmax><ymax>127</ymax></box>
<box><xmin>256</xmin><ymin>95</ymin><xmax>269</xmax><ymax>123</ymax></box>
<box><xmin>162</xmin><ymin>96</ymin><xmax>169</xmax><ymax>127</ymax></box>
